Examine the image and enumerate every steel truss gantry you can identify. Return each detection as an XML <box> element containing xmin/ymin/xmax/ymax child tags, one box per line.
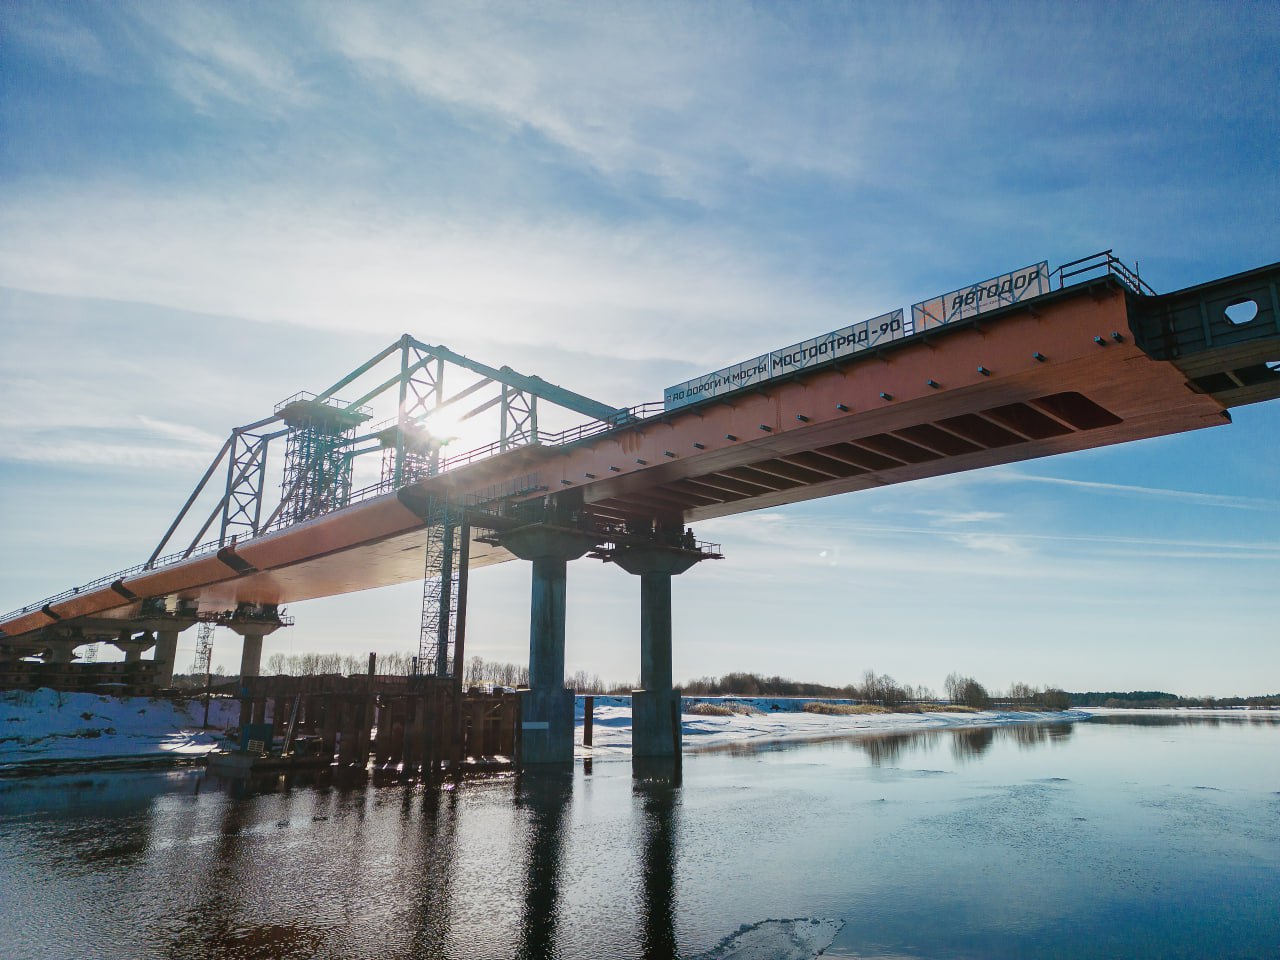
<box><xmin>148</xmin><ymin>334</ymin><xmax>622</xmax><ymax>564</ymax></box>
<box><xmin>145</xmin><ymin>335</ymin><xmax>622</xmax><ymax>678</ymax></box>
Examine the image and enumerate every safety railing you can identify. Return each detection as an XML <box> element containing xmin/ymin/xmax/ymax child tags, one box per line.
<box><xmin>1055</xmin><ymin>250</ymin><xmax>1156</xmax><ymax>297</ymax></box>
<box><xmin>0</xmin><ymin>537</ymin><xmax>229</xmax><ymax>622</ymax></box>
<box><xmin>273</xmin><ymin>390</ymin><xmax>373</xmax><ymax>418</ymax></box>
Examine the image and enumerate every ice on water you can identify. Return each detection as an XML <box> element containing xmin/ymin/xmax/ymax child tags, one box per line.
<box><xmin>691</xmin><ymin>918</ymin><xmax>844</xmax><ymax>960</ymax></box>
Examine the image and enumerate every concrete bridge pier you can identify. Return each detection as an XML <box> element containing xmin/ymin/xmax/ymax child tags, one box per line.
<box><xmin>43</xmin><ymin>636</ymin><xmax>80</xmax><ymax>665</ymax></box>
<box><xmin>111</xmin><ymin>629</ymin><xmax>153</xmax><ymax>664</ymax></box>
<box><xmin>610</xmin><ymin>544</ymin><xmax>704</xmax><ymax>777</ymax></box>
<box><xmin>500</xmin><ymin>523</ymin><xmax>600</xmax><ymax>770</ymax></box>
<box><xmin>228</xmin><ymin>606</ymin><xmax>287</xmax><ymax>727</ymax></box>
<box><xmin>151</xmin><ymin>629</ymin><xmax>181</xmax><ymax>687</ymax></box>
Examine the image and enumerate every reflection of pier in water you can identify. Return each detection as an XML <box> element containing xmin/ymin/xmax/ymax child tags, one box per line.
<box><xmin>511</xmin><ymin>773</ymin><xmax>681</xmax><ymax>958</ymax></box>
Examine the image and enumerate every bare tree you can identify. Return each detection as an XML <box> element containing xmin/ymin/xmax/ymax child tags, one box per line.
<box><xmin>1007</xmin><ymin>681</ymin><xmax>1038</xmax><ymax>704</ymax></box>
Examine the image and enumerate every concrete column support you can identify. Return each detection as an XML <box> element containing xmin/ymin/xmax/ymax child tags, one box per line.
<box><xmin>153</xmin><ymin>630</ymin><xmax>180</xmax><ymax>687</ymax></box>
<box><xmin>113</xmin><ymin>630</ymin><xmax>151</xmax><ymax>664</ymax></box>
<box><xmin>639</xmin><ymin>572</ymin><xmax>674</xmax><ymax>693</ymax></box>
<box><xmin>44</xmin><ymin>639</ymin><xmax>79</xmax><ymax>665</ymax></box>
<box><xmin>609</xmin><ymin>545</ymin><xmax>703</xmax><ymax>773</ymax></box>
<box><xmin>227</xmin><ymin>613</ymin><xmax>285</xmax><ymax>730</ymax></box>
<box><xmin>238</xmin><ymin>632</ymin><xmax>265</xmax><ymax>680</ymax></box>
<box><xmin>529</xmin><ymin>556</ymin><xmax>568</xmax><ymax>690</ymax></box>
<box><xmin>499</xmin><ymin>524</ymin><xmax>601</xmax><ymax>769</ymax></box>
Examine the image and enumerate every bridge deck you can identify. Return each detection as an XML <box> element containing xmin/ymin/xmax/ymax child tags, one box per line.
<box><xmin>5</xmin><ymin>266</ymin><xmax>1277</xmax><ymax>646</ymax></box>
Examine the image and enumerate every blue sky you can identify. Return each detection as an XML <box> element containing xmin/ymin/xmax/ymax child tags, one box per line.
<box><xmin>1</xmin><ymin>1</ymin><xmax>1276</xmax><ymax>695</ymax></box>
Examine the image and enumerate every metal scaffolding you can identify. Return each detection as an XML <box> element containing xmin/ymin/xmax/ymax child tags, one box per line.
<box><xmin>419</xmin><ymin>501</ymin><xmax>463</xmax><ymax>678</ymax></box>
<box><xmin>275</xmin><ymin>394</ymin><xmax>371</xmax><ymax>526</ymax></box>
<box><xmin>192</xmin><ymin>622</ymin><xmax>213</xmax><ymax>675</ymax></box>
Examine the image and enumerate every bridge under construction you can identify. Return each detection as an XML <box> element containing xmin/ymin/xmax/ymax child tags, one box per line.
<box><xmin>2</xmin><ymin>251</ymin><xmax>1277</xmax><ymax>773</ymax></box>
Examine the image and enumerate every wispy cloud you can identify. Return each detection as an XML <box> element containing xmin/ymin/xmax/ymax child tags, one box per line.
<box><xmin>134</xmin><ymin>416</ymin><xmax>225</xmax><ymax>450</ymax></box>
<box><xmin>128</xmin><ymin>3</ymin><xmax>312</xmax><ymax>113</ymax></box>
<box><xmin>0</xmin><ymin>186</ymin><xmax>868</xmax><ymax>368</ymax></box>
<box><xmin>4</xmin><ymin>5</ymin><xmax>111</xmax><ymax>75</ymax></box>
<box><xmin>316</xmin><ymin>3</ymin><xmax>898</xmax><ymax>202</ymax></box>
<box><xmin>1003</xmin><ymin>473</ymin><xmax>1280</xmax><ymax>512</ymax></box>
<box><xmin>700</xmin><ymin>510</ymin><xmax>1280</xmax><ymax>573</ymax></box>
<box><xmin>914</xmin><ymin>509</ymin><xmax>1007</xmax><ymax>525</ymax></box>
<box><xmin>5</xmin><ymin>436</ymin><xmax>215</xmax><ymax>472</ymax></box>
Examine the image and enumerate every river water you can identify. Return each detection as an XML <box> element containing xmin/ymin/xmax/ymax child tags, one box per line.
<box><xmin>0</xmin><ymin>714</ymin><xmax>1276</xmax><ymax>960</ymax></box>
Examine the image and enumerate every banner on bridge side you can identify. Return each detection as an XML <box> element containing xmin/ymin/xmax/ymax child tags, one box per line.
<box><xmin>663</xmin><ymin>309</ymin><xmax>908</xmax><ymax>411</ymax></box>
<box><xmin>769</xmin><ymin>309</ymin><xmax>906</xmax><ymax>376</ymax></box>
<box><xmin>663</xmin><ymin>354</ymin><xmax>771</xmax><ymax>409</ymax></box>
<box><xmin>911</xmin><ymin>261</ymin><xmax>1049</xmax><ymax>331</ymax></box>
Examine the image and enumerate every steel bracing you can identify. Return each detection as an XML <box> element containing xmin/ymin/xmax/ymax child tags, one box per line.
<box><xmin>219</xmin><ymin>428</ymin><xmax>271</xmax><ymax>544</ymax></box>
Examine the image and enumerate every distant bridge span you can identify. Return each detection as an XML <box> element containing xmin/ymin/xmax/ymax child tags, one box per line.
<box><xmin>3</xmin><ymin>256</ymin><xmax>1278</xmax><ymax>663</ymax></box>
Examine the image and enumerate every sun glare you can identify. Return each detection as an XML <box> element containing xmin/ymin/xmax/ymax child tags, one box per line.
<box><xmin>415</xmin><ymin>404</ymin><xmax>491</xmax><ymax>456</ymax></box>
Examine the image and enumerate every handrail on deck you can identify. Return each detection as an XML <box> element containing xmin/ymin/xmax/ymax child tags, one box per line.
<box><xmin>1055</xmin><ymin>249</ymin><xmax>1156</xmax><ymax>297</ymax></box>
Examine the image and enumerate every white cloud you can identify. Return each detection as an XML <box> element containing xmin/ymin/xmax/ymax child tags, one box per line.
<box><xmin>316</xmin><ymin>2</ymin><xmax>893</xmax><ymax>202</ymax></box>
<box><xmin>0</xmin><ymin>186</ymin><xmax>865</xmax><ymax>370</ymax></box>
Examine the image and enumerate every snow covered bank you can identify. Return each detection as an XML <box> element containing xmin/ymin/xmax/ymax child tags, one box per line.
<box><xmin>1</xmin><ymin>688</ymin><xmax>1094</xmax><ymax>773</ymax></box>
<box><xmin>578</xmin><ymin>695</ymin><xmax>1089</xmax><ymax>761</ymax></box>
<box><xmin>0</xmin><ymin>689</ymin><xmax>237</xmax><ymax>771</ymax></box>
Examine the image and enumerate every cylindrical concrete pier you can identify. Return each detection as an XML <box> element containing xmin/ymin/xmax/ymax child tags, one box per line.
<box><xmin>500</xmin><ymin>523</ymin><xmax>599</xmax><ymax>769</ymax></box>
<box><xmin>609</xmin><ymin>544</ymin><xmax>703</xmax><ymax>771</ymax></box>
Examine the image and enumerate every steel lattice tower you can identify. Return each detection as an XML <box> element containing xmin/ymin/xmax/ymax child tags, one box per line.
<box><xmin>276</xmin><ymin>395</ymin><xmax>370</xmax><ymax>526</ymax></box>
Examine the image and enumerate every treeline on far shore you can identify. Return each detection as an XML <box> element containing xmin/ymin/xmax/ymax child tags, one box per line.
<box><xmin>1067</xmin><ymin>690</ymin><xmax>1280</xmax><ymax>709</ymax></box>
<box><xmin>679</xmin><ymin>671</ymin><xmax>1071</xmax><ymax>710</ymax></box>
<box><xmin>170</xmin><ymin>652</ymin><xmax>1279</xmax><ymax>710</ymax></box>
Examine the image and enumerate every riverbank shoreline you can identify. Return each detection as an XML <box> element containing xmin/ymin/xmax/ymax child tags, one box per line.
<box><xmin>582</xmin><ymin>696</ymin><xmax>1091</xmax><ymax>762</ymax></box>
<box><xmin>6</xmin><ymin>687</ymin><xmax>1274</xmax><ymax>776</ymax></box>
<box><xmin>2</xmin><ymin>687</ymin><xmax>1089</xmax><ymax>774</ymax></box>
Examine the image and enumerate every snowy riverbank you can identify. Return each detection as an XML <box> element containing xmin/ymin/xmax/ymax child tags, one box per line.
<box><xmin>579</xmin><ymin>695</ymin><xmax>1090</xmax><ymax>761</ymax></box>
<box><xmin>0</xmin><ymin>689</ymin><xmax>238</xmax><ymax>771</ymax></box>
<box><xmin>1</xmin><ymin>688</ymin><xmax>1099</xmax><ymax>771</ymax></box>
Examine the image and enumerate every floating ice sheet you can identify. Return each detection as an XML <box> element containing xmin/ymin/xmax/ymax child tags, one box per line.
<box><xmin>691</xmin><ymin>918</ymin><xmax>844</xmax><ymax>960</ymax></box>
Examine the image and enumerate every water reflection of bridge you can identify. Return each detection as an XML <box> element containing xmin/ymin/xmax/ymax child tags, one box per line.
<box><xmin>155</xmin><ymin>772</ymin><xmax>681</xmax><ymax>959</ymax></box>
